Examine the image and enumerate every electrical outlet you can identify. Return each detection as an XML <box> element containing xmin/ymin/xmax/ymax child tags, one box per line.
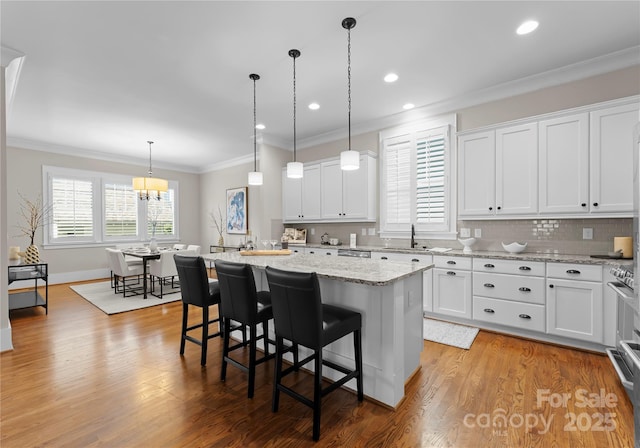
<box><xmin>310</xmin><ymin>228</ymin><xmax>315</xmax><ymax>235</ymax></box>
<box><xmin>368</xmin><ymin>227</ymin><xmax>376</xmax><ymax>236</ymax></box>
<box><xmin>361</xmin><ymin>228</ymin><xmax>367</xmax><ymax>236</ymax></box>
<box><xmin>474</xmin><ymin>228</ymin><xmax>482</xmax><ymax>238</ymax></box>
<box><xmin>459</xmin><ymin>228</ymin><xmax>471</xmax><ymax>238</ymax></box>
<box><xmin>583</xmin><ymin>228</ymin><xmax>593</xmax><ymax>240</ymax></box>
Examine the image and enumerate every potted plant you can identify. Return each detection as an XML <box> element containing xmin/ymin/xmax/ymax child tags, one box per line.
<box><xmin>16</xmin><ymin>193</ymin><xmax>51</xmax><ymax>264</ymax></box>
<box><xmin>209</xmin><ymin>206</ymin><xmax>225</xmax><ymax>246</ymax></box>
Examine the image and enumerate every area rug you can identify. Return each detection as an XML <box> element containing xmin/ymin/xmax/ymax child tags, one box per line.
<box><xmin>70</xmin><ymin>281</ymin><xmax>181</xmax><ymax>315</ymax></box>
<box><xmin>423</xmin><ymin>318</ymin><xmax>479</xmax><ymax>350</ymax></box>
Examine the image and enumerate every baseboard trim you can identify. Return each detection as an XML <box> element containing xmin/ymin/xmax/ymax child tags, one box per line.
<box><xmin>0</xmin><ymin>324</ymin><xmax>13</xmax><ymax>352</ymax></box>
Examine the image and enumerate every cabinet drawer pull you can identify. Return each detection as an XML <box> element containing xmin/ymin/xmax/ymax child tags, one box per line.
<box><xmin>549</xmin><ymin>284</ymin><xmax>554</xmax><ymax>288</ymax></box>
<box><xmin>593</xmin><ymin>202</ymin><xmax>599</xmax><ymax>207</ymax></box>
<box><xmin>489</xmin><ymin>207</ymin><xmax>493</xmax><ymax>211</ymax></box>
<box><xmin>497</xmin><ymin>206</ymin><xmax>502</xmax><ymax>210</ymax></box>
<box><xmin>484</xmin><ymin>263</ymin><xmax>495</xmax><ymax>268</ymax></box>
<box><xmin>566</xmin><ymin>269</ymin><xmax>581</xmax><ymax>275</ymax></box>
<box><xmin>381</xmin><ymin>256</ymin><xmax>388</xmax><ymax>260</ymax></box>
<box><xmin>518</xmin><ymin>287</ymin><xmax>531</xmax><ymax>292</ymax></box>
<box><xmin>484</xmin><ymin>283</ymin><xmax>495</xmax><ymax>288</ymax></box>
<box><xmin>326</xmin><ymin>252</ymin><xmax>332</xmax><ymax>256</ymax></box>
<box><xmin>581</xmin><ymin>203</ymin><xmax>587</xmax><ymax>207</ymax></box>
<box><xmin>411</xmin><ymin>258</ymin><xmax>419</xmax><ymax>262</ymax></box>
<box><xmin>519</xmin><ymin>314</ymin><xmax>532</xmax><ymax>320</ymax></box>
<box><xmin>519</xmin><ymin>266</ymin><xmax>531</xmax><ymax>271</ymax></box>
<box><xmin>446</xmin><ymin>271</ymin><xmax>456</xmax><ymax>276</ymax></box>
<box><xmin>484</xmin><ymin>308</ymin><xmax>495</xmax><ymax>314</ymax></box>
<box><xmin>446</xmin><ymin>260</ymin><xmax>457</xmax><ymax>265</ymax></box>
<box><xmin>309</xmin><ymin>251</ymin><xmax>315</xmax><ymax>254</ymax></box>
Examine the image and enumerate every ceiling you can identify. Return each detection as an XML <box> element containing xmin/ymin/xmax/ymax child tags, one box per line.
<box><xmin>2</xmin><ymin>1</ymin><xmax>639</xmax><ymax>173</ymax></box>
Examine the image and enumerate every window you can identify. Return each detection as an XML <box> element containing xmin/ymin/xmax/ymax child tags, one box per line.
<box><xmin>379</xmin><ymin>116</ymin><xmax>457</xmax><ymax>240</ymax></box>
<box><xmin>43</xmin><ymin>166</ymin><xmax>179</xmax><ymax>247</ymax></box>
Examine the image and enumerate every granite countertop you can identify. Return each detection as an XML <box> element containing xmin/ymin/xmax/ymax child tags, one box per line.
<box><xmin>298</xmin><ymin>243</ymin><xmax>632</xmax><ymax>266</ymax></box>
<box><xmin>202</xmin><ymin>252</ymin><xmax>433</xmax><ymax>286</ymax></box>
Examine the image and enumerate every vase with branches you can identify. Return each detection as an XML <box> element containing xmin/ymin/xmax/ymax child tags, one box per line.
<box><xmin>16</xmin><ymin>192</ymin><xmax>51</xmax><ymax>264</ymax></box>
<box><xmin>148</xmin><ymin>205</ymin><xmax>161</xmax><ymax>252</ymax></box>
<box><xmin>209</xmin><ymin>206</ymin><xmax>225</xmax><ymax>246</ymax></box>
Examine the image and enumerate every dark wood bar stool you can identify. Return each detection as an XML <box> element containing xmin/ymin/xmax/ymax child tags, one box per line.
<box><xmin>214</xmin><ymin>260</ymin><xmax>275</xmax><ymax>398</ymax></box>
<box><xmin>174</xmin><ymin>254</ymin><xmax>222</xmax><ymax>366</ymax></box>
<box><xmin>265</xmin><ymin>266</ymin><xmax>364</xmax><ymax>441</ymax></box>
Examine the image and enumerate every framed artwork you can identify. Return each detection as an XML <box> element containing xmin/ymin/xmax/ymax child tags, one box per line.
<box><xmin>226</xmin><ymin>187</ymin><xmax>248</xmax><ymax>234</ymax></box>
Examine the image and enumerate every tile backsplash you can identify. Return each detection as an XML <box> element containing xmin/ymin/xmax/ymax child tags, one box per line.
<box><xmin>286</xmin><ymin>218</ymin><xmax>632</xmax><ymax>255</ymax></box>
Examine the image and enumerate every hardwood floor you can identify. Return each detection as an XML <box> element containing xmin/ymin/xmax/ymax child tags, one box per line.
<box><xmin>1</xmin><ymin>280</ymin><xmax>634</xmax><ymax>447</ymax></box>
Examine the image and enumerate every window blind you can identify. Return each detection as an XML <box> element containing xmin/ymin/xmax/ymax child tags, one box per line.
<box><xmin>51</xmin><ymin>178</ymin><xmax>94</xmax><ymax>238</ymax></box>
<box><xmin>104</xmin><ymin>182</ymin><xmax>138</xmax><ymax>237</ymax></box>
<box><xmin>416</xmin><ymin>132</ymin><xmax>446</xmax><ymax>224</ymax></box>
<box><xmin>147</xmin><ymin>190</ymin><xmax>175</xmax><ymax>236</ymax></box>
<box><xmin>383</xmin><ymin>135</ymin><xmax>412</xmax><ymax>225</ymax></box>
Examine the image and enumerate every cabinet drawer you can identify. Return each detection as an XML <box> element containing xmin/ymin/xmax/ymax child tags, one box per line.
<box><xmin>376</xmin><ymin>252</ymin><xmax>433</xmax><ymax>264</ymax></box>
<box><xmin>546</xmin><ymin>262</ymin><xmax>602</xmax><ymax>282</ymax></box>
<box><xmin>473</xmin><ymin>296</ymin><xmax>545</xmax><ymax>332</ymax></box>
<box><xmin>473</xmin><ymin>258</ymin><xmax>545</xmax><ymax>276</ymax></box>
<box><xmin>473</xmin><ymin>272</ymin><xmax>545</xmax><ymax>305</ymax></box>
<box><xmin>433</xmin><ymin>255</ymin><xmax>472</xmax><ymax>270</ymax></box>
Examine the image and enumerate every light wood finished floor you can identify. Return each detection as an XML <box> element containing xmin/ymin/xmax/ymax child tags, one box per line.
<box><xmin>1</xmin><ymin>280</ymin><xmax>634</xmax><ymax>447</ymax></box>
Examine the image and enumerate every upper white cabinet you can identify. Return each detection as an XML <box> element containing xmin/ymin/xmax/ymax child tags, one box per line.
<box><xmin>458</xmin><ymin>96</ymin><xmax>638</xmax><ymax>219</ymax></box>
<box><xmin>458</xmin><ymin>123</ymin><xmax>537</xmax><ymax>217</ymax></box>
<box><xmin>538</xmin><ymin>113</ymin><xmax>590</xmax><ymax>214</ymax></box>
<box><xmin>282</xmin><ymin>164</ymin><xmax>322</xmax><ymax>222</ymax></box>
<box><xmin>589</xmin><ymin>102</ymin><xmax>638</xmax><ymax>214</ymax></box>
<box><xmin>320</xmin><ymin>153</ymin><xmax>377</xmax><ymax>222</ymax></box>
<box><xmin>282</xmin><ymin>152</ymin><xmax>377</xmax><ymax>223</ymax></box>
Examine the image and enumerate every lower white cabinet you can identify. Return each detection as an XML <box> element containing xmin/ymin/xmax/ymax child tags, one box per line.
<box><xmin>373</xmin><ymin>251</ymin><xmax>433</xmax><ymax>313</ymax></box>
<box><xmin>433</xmin><ymin>256</ymin><xmax>472</xmax><ymax>318</ymax></box>
<box><xmin>546</xmin><ymin>277</ymin><xmax>603</xmax><ymax>343</ymax></box>
<box><xmin>473</xmin><ymin>296</ymin><xmax>545</xmax><ymax>332</ymax></box>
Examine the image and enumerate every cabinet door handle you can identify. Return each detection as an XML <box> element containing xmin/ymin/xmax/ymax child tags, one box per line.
<box><xmin>519</xmin><ymin>266</ymin><xmax>531</xmax><ymax>271</ymax></box>
<box><xmin>446</xmin><ymin>260</ymin><xmax>456</xmax><ymax>265</ymax></box>
<box><xmin>381</xmin><ymin>256</ymin><xmax>388</xmax><ymax>260</ymax></box>
<box><xmin>497</xmin><ymin>206</ymin><xmax>501</xmax><ymax>210</ymax></box>
<box><xmin>326</xmin><ymin>252</ymin><xmax>332</xmax><ymax>256</ymax></box>
<box><xmin>519</xmin><ymin>287</ymin><xmax>531</xmax><ymax>292</ymax></box>
<box><xmin>411</xmin><ymin>258</ymin><xmax>420</xmax><ymax>262</ymax></box>
<box><xmin>484</xmin><ymin>308</ymin><xmax>495</xmax><ymax>314</ymax></box>
<box><xmin>446</xmin><ymin>271</ymin><xmax>456</xmax><ymax>276</ymax></box>
<box><xmin>581</xmin><ymin>203</ymin><xmax>587</xmax><ymax>207</ymax></box>
<box><xmin>593</xmin><ymin>202</ymin><xmax>599</xmax><ymax>207</ymax></box>
<box><xmin>566</xmin><ymin>269</ymin><xmax>581</xmax><ymax>275</ymax></box>
<box><xmin>519</xmin><ymin>314</ymin><xmax>532</xmax><ymax>320</ymax></box>
<box><xmin>489</xmin><ymin>207</ymin><xmax>493</xmax><ymax>211</ymax></box>
<box><xmin>484</xmin><ymin>283</ymin><xmax>495</xmax><ymax>288</ymax></box>
<box><xmin>549</xmin><ymin>284</ymin><xmax>554</xmax><ymax>288</ymax></box>
<box><xmin>484</xmin><ymin>263</ymin><xmax>495</xmax><ymax>268</ymax></box>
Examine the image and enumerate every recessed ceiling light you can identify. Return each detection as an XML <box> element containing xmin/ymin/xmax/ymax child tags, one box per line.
<box><xmin>384</xmin><ymin>73</ymin><xmax>399</xmax><ymax>83</ymax></box>
<box><xmin>403</xmin><ymin>103</ymin><xmax>415</xmax><ymax>110</ymax></box>
<box><xmin>308</xmin><ymin>102</ymin><xmax>320</xmax><ymax>110</ymax></box>
<box><xmin>255</xmin><ymin>123</ymin><xmax>265</xmax><ymax>130</ymax></box>
<box><xmin>516</xmin><ymin>20</ymin><xmax>539</xmax><ymax>35</ymax></box>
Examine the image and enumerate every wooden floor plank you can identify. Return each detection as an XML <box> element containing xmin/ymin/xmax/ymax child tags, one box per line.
<box><xmin>1</xmin><ymin>281</ymin><xmax>634</xmax><ymax>447</ymax></box>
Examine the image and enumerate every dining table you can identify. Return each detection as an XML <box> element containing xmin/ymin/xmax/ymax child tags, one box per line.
<box><xmin>120</xmin><ymin>248</ymin><xmax>173</xmax><ymax>299</ymax></box>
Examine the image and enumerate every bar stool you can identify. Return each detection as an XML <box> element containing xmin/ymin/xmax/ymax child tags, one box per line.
<box><xmin>214</xmin><ymin>260</ymin><xmax>275</xmax><ymax>398</ymax></box>
<box><xmin>174</xmin><ymin>254</ymin><xmax>222</xmax><ymax>366</ymax></box>
<box><xmin>265</xmin><ymin>266</ymin><xmax>364</xmax><ymax>441</ymax></box>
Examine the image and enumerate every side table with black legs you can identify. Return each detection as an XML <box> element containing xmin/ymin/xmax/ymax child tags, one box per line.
<box><xmin>8</xmin><ymin>262</ymin><xmax>49</xmax><ymax>314</ymax></box>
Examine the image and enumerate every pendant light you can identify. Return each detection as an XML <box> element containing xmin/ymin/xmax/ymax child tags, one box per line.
<box><xmin>340</xmin><ymin>17</ymin><xmax>360</xmax><ymax>171</ymax></box>
<box><xmin>132</xmin><ymin>141</ymin><xmax>168</xmax><ymax>200</ymax></box>
<box><xmin>247</xmin><ymin>73</ymin><xmax>263</xmax><ymax>186</ymax></box>
<box><xmin>286</xmin><ymin>49</ymin><xmax>303</xmax><ymax>179</ymax></box>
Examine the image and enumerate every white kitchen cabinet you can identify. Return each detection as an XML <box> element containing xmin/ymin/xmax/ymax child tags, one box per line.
<box><xmin>320</xmin><ymin>154</ymin><xmax>376</xmax><ymax>222</ymax></box>
<box><xmin>432</xmin><ymin>256</ymin><xmax>472</xmax><ymax>319</ymax></box>
<box><xmin>458</xmin><ymin>130</ymin><xmax>495</xmax><ymax>217</ymax></box>
<box><xmin>373</xmin><ymin>251</ymin><xmax>434</xmax><ymax>312</ymax></box>
<box><xmin>282</xmin><ymin>164</ymin><xmax>322</xmax><ymax>222</ymax></box>
<box><xmin>538</xmin><ymin>113</ymin><xmax>590</xmax><ymax>214</ymax></box>
<box><xmin>589</xmin><ymin>102</ymin><xmax>638</xmax><ymax>214</ymax></box>
<box><xmin>546</xmin><ymin>264</ymin><xmax>603</xmax><ymax>344</ymax></box>
<box><xmin>458</xmin><ymin>123</ymin><xmax>537</xmax><ymax>217</ymax></box>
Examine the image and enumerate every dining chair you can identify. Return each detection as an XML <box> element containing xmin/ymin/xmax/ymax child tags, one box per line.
<box><xmin>173</xmin><ymin>244</ymin><xmax>186</xmax><ymax>250</ymax></box>
<box><xmin>174</xmin><ymin>254</ymin><xmax>222</xmax><ymax>366</ymax></box>
<box><xmin>186</xmin><ymin>244</ymin><xmax>201</xmax><ymax>255</ymax></box>
<box><xmin>214</xmin><ymin>260</ymin><xmax>275</xmax><ymax>398</ymax></box>
<box><xmin>148</xmin><ymin>249</ymin><xmax>195</xmax><ymax>298</ymax></box>
<box><xmin>265</xmin><ymin>266</ymin><xmax>363</xmax><ymax>441</ymax></box>
<box><xmin>106</xmin><ymin>248</ymin><xmax>145</xmax><ymax>297</ymax></box>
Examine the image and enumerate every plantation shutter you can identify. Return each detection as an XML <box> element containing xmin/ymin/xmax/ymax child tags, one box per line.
<box><xmin>416</xmin><ymin>130</ymin><xmax>446</xmax><ymax>224</ymax></box>
<box><xmin>51</xmin><ymin>177</ymin><xmax>94</xmax><ymax>239</ymax></box>
<box><xmin>147</xmin><ymin>190</ymin><xmax>176</xmax><ymax>236</ymax></box>
<box><xmin>384</xmin><ymin>134</ymin><xmax>412</xmax><ymax>225</ymax></box>
<box><xmin>104</xmin><ymin>182</ymin><xmax>138</xmax><ymax>237</ymax></box>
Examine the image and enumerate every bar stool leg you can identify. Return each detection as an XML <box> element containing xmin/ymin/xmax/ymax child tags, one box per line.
<box><xmin>201</xmin><ymin>305</ymin><xmax>209</xmax><ymax>366</ymax></box>
<box><xmin>355</xmin><ymin>329</ymin><xmax>364</xmax><ymax>401</ymax></box>
<box><xmin>180</xmin><ymin>303</ymin><xmax>189</xmax><ymax>355</ymax></box>
<box><xmin>248</xmin><ymin>324</ymin><xmax>257</xmax><ymax>398</ymax></box>
<box><xmin>272</xmin><ymin>336</ymin><xmax>283</xmax><ymax>412</ymax></box>
<box><xmin>312</xmin><ymin>350</ymin><xmax>322</xmax><ymax>441</ymax></box>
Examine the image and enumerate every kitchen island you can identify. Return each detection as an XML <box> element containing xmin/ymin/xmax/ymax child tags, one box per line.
<box><xmin>202</xmin><ymin>251</ymin><xmax>433</xmax><ymax>408</ymax></box>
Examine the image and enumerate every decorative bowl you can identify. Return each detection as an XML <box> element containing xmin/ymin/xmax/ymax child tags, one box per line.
<box><xmin>458</xmin><ymin>238</ymin><xmax>476</xmax><ymax>253</ymax></box>
<box><xmin>502</xmin><ymin>242</ymin><xmax>527</xmax><ymax>253</ymax></box>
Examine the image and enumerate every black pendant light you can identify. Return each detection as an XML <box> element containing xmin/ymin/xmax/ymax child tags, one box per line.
<box><xmin>248</xmin><ymin>73</ymin><xmax>263</xmax><ymax>186</ymax></box>
<box><xmin>286</xmin><ymin>49</ymin><xmax>303</xmax><ymax>179</ymax></box>
<box><xmin>340</xmin><ymin>17</ymin><xmax>359</xmax><ymax>171</ymax></box>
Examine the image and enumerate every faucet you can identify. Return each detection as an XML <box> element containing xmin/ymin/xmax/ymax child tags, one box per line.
<box><xmin>411</xmin><ymin>224</ymin><xmax>417</xmax><ymax>248</ymax></box>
